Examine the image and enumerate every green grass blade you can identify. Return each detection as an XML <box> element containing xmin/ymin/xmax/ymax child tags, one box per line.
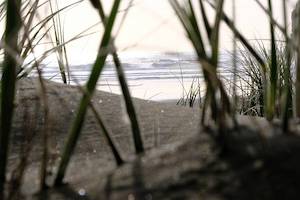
<box><xmin>49</xmin><ymin>0</ymin><xmax>67</xmax><ymax>84</ymax></box>
<box><xmin>19</xmin><ymin>0</ymin><xmax>39</xmax><ymax>51</ymax></box>
<box><xmin>170</xmin><ymin>0</ymin><xmax>217</xmax><ymax>122</ymax></box>
<box><xmin>266</xmin><ymin>0</ymin><xmax>277</xmax><ymax>121</ymax></box>
<box><xmin>18</xmin><ymin>0</ymin><xmax>83</xmax><ymax>76</ymax></box>
<box><xmin>210</xmin><ymin>0</ymin><xmax>224</xmax><ymax>65</ymax></box>
<box><xmin>0</xmin><ymin>0</ymin><xmax>21</xmax><ymax>197</ymax></box>
<box><xmin>281</xmin><ymin>0</ymin><xmax>292</xmax><ymax>131</ymax></box>
<box><xmin>96</xmin><ymin>0</ymin><xmax>144</xmax><ymax>154</ymax></box>
<box><xmin>54</xmin><ymin>0</ymin><xmax>121</xmax><ymax>185</ymax></box>
<box><xmin>253</xmin><ymin>0</ymin><xmax>285</xmax><ymax>34</ymax></box>
<box><xmin>207</xmin><ymin>0</ymin><xmax>268</xmax><ymax>118</ymax></box>
<box><xmin>295</xmin><ymin>3</ymin><xmax>300</xmax><ymax>118</ymax></box>
<box><xmin>206</xmin><ymin>1</ymin><xmax>266</xmax><ymax>72</ymax></box>
<box><xmin>170</xmin><ymin>0</ymin><xmax>231</xmax><ymax>125</ymax></box>
<box><xmin>169</xmin><ymin>0</ymin><xmax>206</xmax><ymax>57</ymax></box>
<box><xmin>232</xmin><ymin>0</ymin><xmax>238</xmax><ymax>122</ymax></box>
<box><xmin>111</xmin><ymin>54</ymin><xmax>144</xmax><ymax>153</ymax></box>
<box><xmin>199</xmin><ymin>0</ymin><xmax>211</xmax><ymax>39</ymax></box>
<box><xmin>187</xmin><ymin>0</ymin><xmax>206</xmax><ymax>56</ymax></box>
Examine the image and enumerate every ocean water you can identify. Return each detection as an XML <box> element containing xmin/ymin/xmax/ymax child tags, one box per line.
<box><xmin>37</xmin><ymin>52</ymin><xmax>233</xmax><ymax>101</ymax></box>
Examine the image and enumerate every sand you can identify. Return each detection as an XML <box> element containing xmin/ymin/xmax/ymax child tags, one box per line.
<box><xmin>7</xmin><ymin>78</ymin><xmax>300</xmax><ymax>200</ymax></box>
<box><xmin>9</xmin><ymin>77</ymin><xmax>202</xmax><ymax>197</ymax></box>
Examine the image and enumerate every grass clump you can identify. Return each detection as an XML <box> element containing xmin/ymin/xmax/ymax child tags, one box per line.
<box><xmin>170</xmin><ymin>0</ymin><xmax>231</xmax><ymax>129</ymax></box>
<box><xmin>0</xmin><ymin>0</ymin><xmax>300</xmax><ymax>198</ymax></box>
<box><xmin>235</xmin><ymin>41</ymin><xmax>293</xmax><ymax>118</ymax></box>
<box><xmin>175</xmin><ymin>0</ymin><xmax>295</xmax><ymax>130</ymax></box>
<box><xmin>177</xmin><ymin>77</ymin><xmax>202</xmax><ymax>108</ymax></box>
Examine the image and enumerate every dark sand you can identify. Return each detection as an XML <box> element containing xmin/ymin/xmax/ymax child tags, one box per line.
<box><xmin>9</xmin><ymin>78</ymin><xmax>203</xmax><ymax>198</ymax></box>
<box><xmin>7</xmin><ymin>78</ymin><xmax>300</xmax><ymax>200</ymax></box>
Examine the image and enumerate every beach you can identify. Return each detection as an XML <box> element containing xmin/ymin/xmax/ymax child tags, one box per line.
<box><xmin>8</xmin><ymin>78</ymin><xmax>299</xmax><ymax>200</ymax></box>
<box><xmin>10</xmin><ymin>77</ymin><xmax>203</xmax><ymax>197</ymax></box>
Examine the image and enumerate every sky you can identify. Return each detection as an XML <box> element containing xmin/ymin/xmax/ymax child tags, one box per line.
<box><xmin>52</xmin><ymin>0</ymin><xmax>298</xmax><ymax>64</ymax></box>
<box><xmin>0</xmin><ymin>0</ymin><xmax>297</xmax><ymax>64</ymax></box>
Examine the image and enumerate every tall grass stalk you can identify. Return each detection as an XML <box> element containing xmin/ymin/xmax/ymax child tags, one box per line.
<box><xmin>281</xmin><ymin>0</ymin><xmax>292</xmax><ymax>131</ymax></box>
<box><xmin>265</xmin><ymin>0</ymin><xmax>278</xmax><ymax>120</ymax></box>
<box><xmin>18</xmin><ymin>22</ymin><xmax>98</xmax><ymax>79</ymax></box>
<box><xmin>177</xmin><ymin>77</ymin><xmax>202</xmax><ymax>107</ymax></box>
<box><xmin>253</xmin><ymin>0</ymin><xmax>286</xmax><ymax>34</ymax></box>
<box><xmin>96</xmin><ymin>0</ymin><xmax>144</xmax><ymax>154</ymax></box>
<box><xmin>54</xmin><ymin>0</ymin><xmax>121</xmax><ymax>185</ymax></box>
<box><xmin>18</xmin><ymin>0</ymin><xmax>39</xmax><ymax>62</ymax></box>
<box><xmin>17</xmin><ymin>0</ymin><xmax>82</xmax><ymax>77</ymax></box>
<box><xmin>251</xmin><ymin>0</ymin><xmax>293</xmax><ymax>123</ymax></box>
<box><xmin>0</xmin><ymin>0</ymin><xmax>22</xmax><ymax>198</ymax></box>
<box><xmin>36</xmin><ymin>67</ymin><xmax>50</xmax><ymax>190</ymax></box>
<box><xmin>207</xmin><ymin>0</ymin><xmax>269</xmax><ymax>118</ymax></box>
<box><xmin>296</xmin><ymin>3</ymin><xmax>300</xmax><ymax>118</ymax></box>
<box><xmin>231</xmin><ymin>0</ymin><xmax>238</xmax><ymax>124</ymax></box>
<box><xmin>49</xmin><ymin>0</ymin><xmax>69</xmax><ymax>84</ymax></box>
<box><xmin>206</xmin><ymin>1</ymin><xmax>266</xmax><ymax>70</ymax></box>
<box><xmin>19</xmin><ymin>12</ymin><xmax>51</xmax><ymax>188</ymax></box>
<box><xmin>170</xmin><ymin>0</ymin><xmax>231</xmax><ymax>128</ymax></box>
<box><xmin>235</xmin><ymin>40</ymin><xmax>292</xmax><ymax>117</ymax></box>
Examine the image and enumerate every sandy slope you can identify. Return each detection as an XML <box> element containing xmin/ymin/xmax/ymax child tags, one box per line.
<box><xmin>7</xmin><ymin>78</ymin><xmax>300</xmax><ymax>200</ymax></box>
<box><xmin>9</xmin><ymin>77</ymin><xmax>201</xmax><ymax>196</ymax></box>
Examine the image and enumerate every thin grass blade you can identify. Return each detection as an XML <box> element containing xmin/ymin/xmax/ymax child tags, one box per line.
<box><xmin>54</xmin><ymin>0</ymin><xmax>121</xmax><ymax>185</ymax></box>
<box><xmin>199</xmin><ymin>0</ymin><xmax>211</xmax><ymax>39</ymax></box>
<box><xmin>266</xmin><ymin>0</ymin><xmax>277</xmax><ymax>120</ymax></box>
<box><xmin>96</xmin><ymin>0</ymin><xmax>144</xmax><ymax>154</ymax></box>
<box><xmin>281</xmin><ymin>0</ymin><xmax>292</xmax><ymax>131</ymax></box>
<box><xmin>210</xmin><ymin>0</ymin><xmax>224</xmax><ymax>65</ymax></box>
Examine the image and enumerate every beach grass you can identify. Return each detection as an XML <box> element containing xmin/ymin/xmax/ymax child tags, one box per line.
<box><xmin>176</xmin><ymin>0</ymin><xmax>294</xmax><ymax>129</ymax></box>
<box><xmin>170</xmin><ymin>0</ymin><xmax>231</xmax><ymax>128</ymax></box>
<box><xmin>49</xmin><ymin>0</ymin><xmax>69</xmax><ymax>84</ymax></box>
<box><xmin>0</xmin><ymin>0</ymin><xmax>300</xmax><ymax>197</ymax></box>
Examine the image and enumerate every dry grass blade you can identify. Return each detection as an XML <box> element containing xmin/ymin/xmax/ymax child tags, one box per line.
<box><xmin>18</xmin><ymin>0</ymin><xmax>82</xmax><ymax>76</ymax></box>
